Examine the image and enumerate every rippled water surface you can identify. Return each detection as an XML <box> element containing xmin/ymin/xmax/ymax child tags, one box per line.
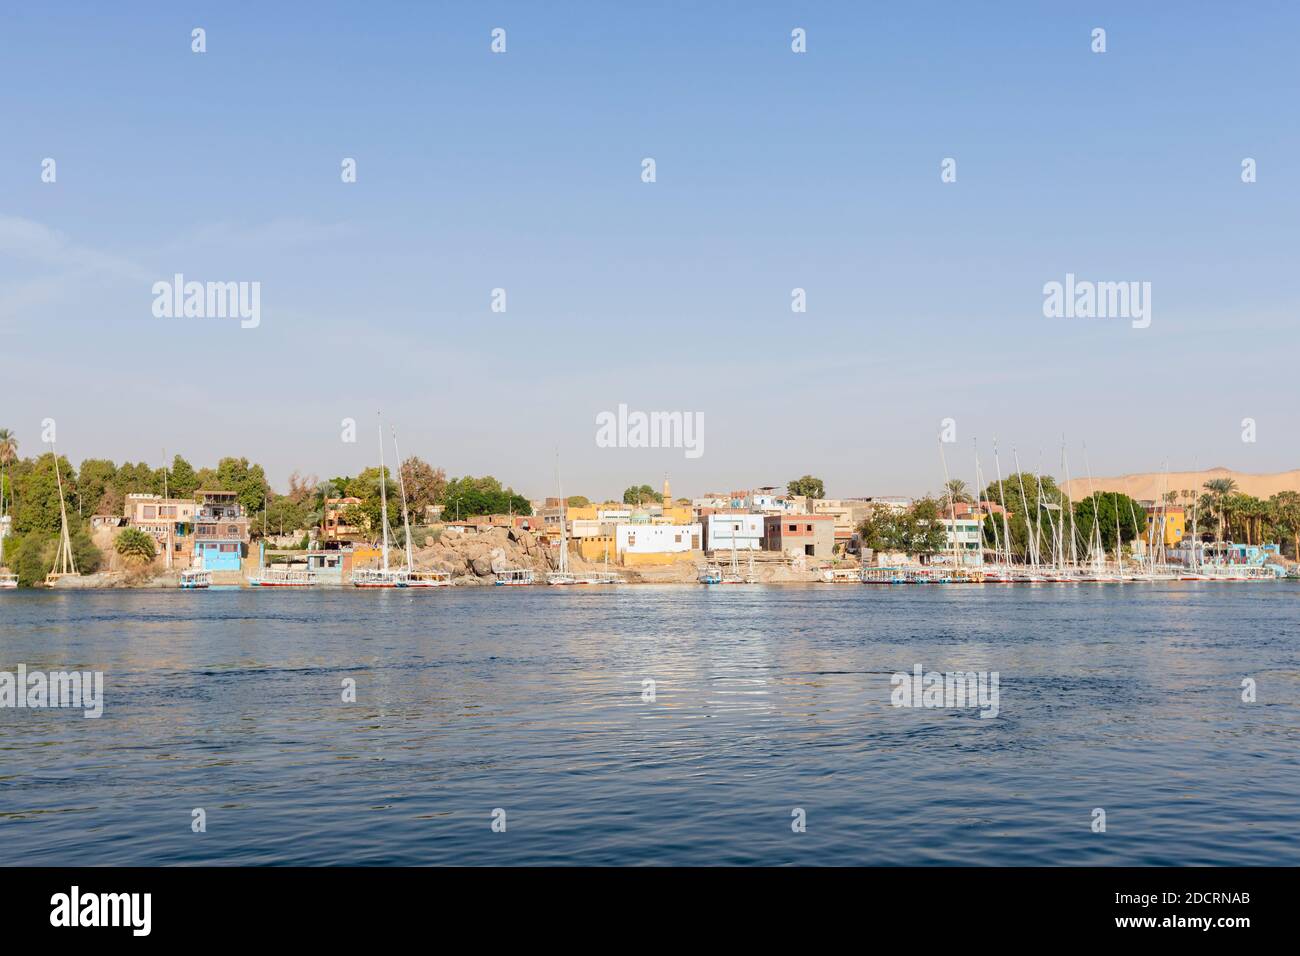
<box><xmin>1</xmin><ymin>585</ymin><xmax>1297</xmax><ymax>865</ymax></box>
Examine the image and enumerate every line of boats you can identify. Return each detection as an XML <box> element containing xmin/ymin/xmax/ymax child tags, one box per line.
<box><xmin>850</xmin><ymin>564</ymin><xmax>1279</xmax><ymax>584</ymax></box>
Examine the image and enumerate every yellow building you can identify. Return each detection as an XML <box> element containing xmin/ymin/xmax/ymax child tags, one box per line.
<box><xmin>657</xmin><ymin>504</ymin><xmax>694</xmax><ymax>525</ymax></box>
<box><xmin>1145</xmin><ymin>507</ymin><xmax>1186</xmax><ymax>548</ymax></box>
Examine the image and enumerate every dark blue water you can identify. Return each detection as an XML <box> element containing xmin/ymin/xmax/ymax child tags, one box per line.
<box><xmin>1</xmin><ymin>585</ymin><xmax>1296</xmax><ymax>865</ymax></box>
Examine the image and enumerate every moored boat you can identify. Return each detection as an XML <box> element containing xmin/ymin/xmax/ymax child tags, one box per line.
<box><xmin>179</xmin><ymin>568</ymin><xmax>211</xmax><ymax>589</ymax></box>
<box><xmin>249</xmin><ymin>566</ymin><xmax>318</xmax><ymax>587</ymax></box>
<box><xmin>402</xmin><ymin>570</ymin><xmax>453</xmax><ymax>588</ymax></box>
<box><xmin>495</xmin><ymin>568</ymin><xmax>535</xmax><ymax>586</ymax></box>
<box><xmin>351</xmin><ymin>413</ymin><xmax>405</xmax><ymax>589</ymax></box>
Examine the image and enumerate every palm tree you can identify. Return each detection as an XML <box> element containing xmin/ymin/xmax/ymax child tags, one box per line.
<box><xmin>941</xmin><ymin>479</ymin><xmax>972</xmax><ymax>507</ymax></box>
<box><xmin>310</xmin><ymin>480</ymin><xmax>340</xmax><ymax>544</ymax></box>
<box><xmin>0</xmin><ymin>429</ymin><xmax>16</xmax><ymax>467</ymax></box>
<box><xmin>1269</xmin><ymin>491</ymin><xmax>1300</xmax><ymax>560</ymax></box>
<box><xmin>1202</xmin><ymin>478</ymin><xmax>1237</xmax><ymax>544</ymax></box>
<box><xmin>0</xmin><ymin>428</ymin><xmax>16</xmax><ymax>538</ymax></box>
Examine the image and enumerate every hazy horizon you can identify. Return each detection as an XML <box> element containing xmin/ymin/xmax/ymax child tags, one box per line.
<box><xmin>3</xmin><ymin>2</ymin><xmax>1297</xmax><ymax>502</ymax></box>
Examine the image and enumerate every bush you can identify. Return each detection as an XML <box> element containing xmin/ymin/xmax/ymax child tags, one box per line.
<box><xmin>115</xmin><ymin>527</ymin><xmax>157</xmax><ymax>562</ymax></box>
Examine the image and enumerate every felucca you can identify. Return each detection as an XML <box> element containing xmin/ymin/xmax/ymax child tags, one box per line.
<box><xmin>352</xmin><ymin>413</ymin><xmax>406</xmax><ymax>588</ymax></box>
<box><xmin>392</xmin><ymin>424</ymin><xmax>451</xmax><ymax>588</ymax></box>
<box><xmin>44</xmin><ymin>442</ymin><xmax>80</xmax><ymax>587</ymax></box>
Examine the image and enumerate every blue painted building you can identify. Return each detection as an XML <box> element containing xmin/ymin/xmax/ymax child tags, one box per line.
<box><xmin>192</xmin><ymin>491</ymin><xmax>250</xmax><ymax>572</ymax></box>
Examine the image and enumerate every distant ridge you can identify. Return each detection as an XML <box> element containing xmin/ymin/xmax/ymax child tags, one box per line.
<box><xmin>1060</xmin><ymin>468</ymin><xmax>1300</xmax><ymax>503</ymax></box>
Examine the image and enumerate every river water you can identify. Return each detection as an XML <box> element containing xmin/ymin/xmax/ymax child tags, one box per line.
<box><xmin>1</xmin><ymin>585</ymin><xmax>1296</xmax><ymax>865</ymax></box>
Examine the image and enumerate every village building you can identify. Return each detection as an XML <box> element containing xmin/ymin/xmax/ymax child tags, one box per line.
<box><xmin>762</xmin><ymin>514</ymin><xmax>835</xmax><ymax>558</ymax></box>
<box><xmin>192</xmin><ymin>490</ymin><xmax>250</xmax><ymax>571</ymax></box>
<box><xmin>124</xmin><ymin>493</ymin><xmax>198</xmax><ymax>566</ymax></box>
<box><xmin>323</xmin><ymin>496</ymin><xmax>365</xmax><ymax>541</ymax></box>
<box><xmin>701</xmin><ymin>513</ymin><xmax>764</xmax><ymax>551</ymax></box>
<box><xmin>615</xmin><ymin>522</ymin><xmax>702</xmax><ymax>565</ymax></box>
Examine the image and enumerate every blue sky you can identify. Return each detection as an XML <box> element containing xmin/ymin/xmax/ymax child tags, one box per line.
<box><xmin>2</xmin><ymin>1</ymin><xmax>1297</xmax><ymax>500</ymax></box>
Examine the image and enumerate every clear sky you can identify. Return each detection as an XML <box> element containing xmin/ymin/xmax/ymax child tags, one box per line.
<box><xmin>2</xmin><ymin>1</ymin><xmax>1297</xmax><ymax>501</ymax></box>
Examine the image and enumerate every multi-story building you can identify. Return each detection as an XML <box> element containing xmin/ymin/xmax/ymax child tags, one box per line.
<box><xmin>934</xmin><ymin>515</ymin><xmax>985</xmax><ymax>566</ymax></box>
<box><xmin>1144</xmin><ymin>506</ymin><xmax>1186</xmax><ymax>549</ymax></box>
<box><xmin>701</xmin><ymin>513</ymin><xmax>764</xmax><ymax>551</ymax></box>
<box><xmin>192</xmin><ymin>490</ymin><xmax>250</xmax><ymax>571</ymax></box>
<box><xmin>762</xmin><ymin>514</ymin><xmax>835</xmax><ymax>559</ymax></box>
<box><xmin>811</xmin><ymin>498</ymin><xmax>879</xmax><ymax>549</ymax></box>
<box><xmin>322</xmin><ymin>496</ymin><xmax>367</xmax><ymax>540</ymax></box>
<box><xmin>124</xmin><ymin>493</ymin><xmax>198</xmax><ymax>566</ymax></box>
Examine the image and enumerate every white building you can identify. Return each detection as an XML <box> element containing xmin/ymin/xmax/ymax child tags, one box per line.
<box><xmin>616</xmin><ymin>523</ymin><xmax>702</xmax><ymax>556</ymax></box>
<box><xmin>701</xmin><ymin>513</ymin><xmax>764</xmax><ymax>551</ymax></box>
<box><xmin>934</xmin><ymin>516</ymin><xmax>985</xmax><ymax>566</ymax></box>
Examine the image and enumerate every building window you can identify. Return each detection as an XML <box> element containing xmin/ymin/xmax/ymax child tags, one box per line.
<box><xmin>789</xmin><ymin>524</ymin><xmax>797</xmax><ymax>532</ymax></box>
<box><xmin>144</xmin><ymin>507</ymin><xmax>156</xmax><ymax>519</ymax></box>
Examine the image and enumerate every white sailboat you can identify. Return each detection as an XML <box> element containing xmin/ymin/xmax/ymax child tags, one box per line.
<box><xmin>44</xmin><ymin>441</ymin><xmax>80</xmax><ymax>586</ymax></box>
<box><xmin>722</xmin><ymin>518</ymin><xmax>744</xmax><ymax>583</ymax></box>
<box><xmin>392</xmin><ymin>425</ymin><xmax>451</xmax><ymax>588</ymax></box>
<box><xmin>546</xmin><ymin>453</ymin><xmax>577</xmax><ymax>585</ymax></box>
<box><xmin>352</xmin><ymin>414</ymin><xmax>406</xmax><ymax>588</ymax></box>
<box><xmin>544</xmin><ymin>454</ymin><xmax>618</xmax><ymax>585</ymax></box>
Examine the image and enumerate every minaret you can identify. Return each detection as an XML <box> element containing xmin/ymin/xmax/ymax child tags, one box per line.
<box><xmin>663</xmin><ymin>474</ymin><xmax>671</xmax><ymax>516</ymax></box>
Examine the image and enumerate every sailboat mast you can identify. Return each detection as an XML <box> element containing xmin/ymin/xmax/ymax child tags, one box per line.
<box><xmin>377</xmin><ymin>414</ymin><xmax>389</xmax><ymax>571</ymax></box>
<box><xmin>994</xmin><ymin>440</ymin><xmax>1012</xmax><ymax>567</ymax></box>
<box><xmin>939</xmin><ymin>439</ymin><xmax>959</xmax><ymax>569</ymax></box>
<box><xmin>973</xmin><ymin>439</ymin><xmax>991</xmax><ymax>568</ymax></box>
<box><xmin>556</xmin><ymin>451</ymin><xmax>567</xmax><ymax>575</ymax></box>
<box><xmin>393</xmin><ymin>426</ymin><xmax>415</xmax><ymax>570</ymax></box>
<box><xmin>1062</xmin><ymin>443</ymin><xmax>1078</xmax><ymax>569</ymax></box>
<box><xmin>1013</xmin><ymin>449</ymin><xmax>1037</xmax><ymax>570</ymax></box>
<box><xmin>51</xmin><ymin>441</ymin><xmax>77</xmax><ymax>575</ymax></box>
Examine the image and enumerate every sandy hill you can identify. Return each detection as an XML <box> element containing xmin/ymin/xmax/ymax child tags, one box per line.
<box><xmin>1060</xmin><ymin>468</ymin><xmax>1300</xmax><ymax>503</ymax></box>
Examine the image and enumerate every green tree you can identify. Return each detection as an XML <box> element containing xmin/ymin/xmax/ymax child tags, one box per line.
<box><xmin>169</xmin><ymin>455</ymin><xmax>199</xmax><ymax>498</ymax></box>
<box><xmin>1202</xmin><ymin>478</ymin><xmax>1238</xmax><ymax>544</ymax></box>
<box><xmin>621</xmin><ymin>484</ymin><xmax>661</xmax><ymax>506</ymax></box>
<box><xmin>1269</xmin><ymin>491</ymin><xmax>1300</xmax><ymax>559</ymax></box>
<box><xmin>787</xmin><ymin>476</ymin><xmax>825</xmax><ymax>500</ymax></box>
<box><xmin>264</xmin><ymin>495</ymin><xmax>310</xmax><ymax>537</ymax></box>
<box><xmin>399</xmin><ymin>457</ymin><xmax>446</xmax><ymax>515</ymax></box>
<box><xmin>566</xmin><ymin>495</ymin><xmax>591</xmax><ymax>508</ymax></box>
<box><xmin>857</xmin><ymin>500</ymin><xmax>946</xmax><ymax>557</ymax></box>
<box><xmin>981</xmin><ymin>472</ymin><xmax>1068</xmax><ymax>561</ymax></box>
<box><xmin>10</xmin><ymin>526</ymin><xmax>103</xmax><ymax>586</ymax></box>
<box><xmin>215</xmin><ymin>457</ymin><xmax>270</xmax><ymax>516</ymax></box>
<box><xmin>115</xmin><ymin>527</ymin><xmax>157</xmax><ymax>563</ymax></box>
<box><xmin>1073</xmin><ymin>492</ymin><xmax>1146</xmax><ymax>554</ymax></box>
<box><xmin>941</xmin><ymin>479</ymin><xmax>972</xmax><ymax>507</ymax></box>
<box><xmin>11</xmin><ymin>453</ymin><xmax>77</xmax><ymax>535</ymax></box>
<box><xmin>76</xmin><ymin>458</ymin><xmax>119</xmax><ymax>516</ymax></box>
<box><xmin>443</xmin><ymin>475</ymin><xmax>531</xmax><ymax>519</ymax></box>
